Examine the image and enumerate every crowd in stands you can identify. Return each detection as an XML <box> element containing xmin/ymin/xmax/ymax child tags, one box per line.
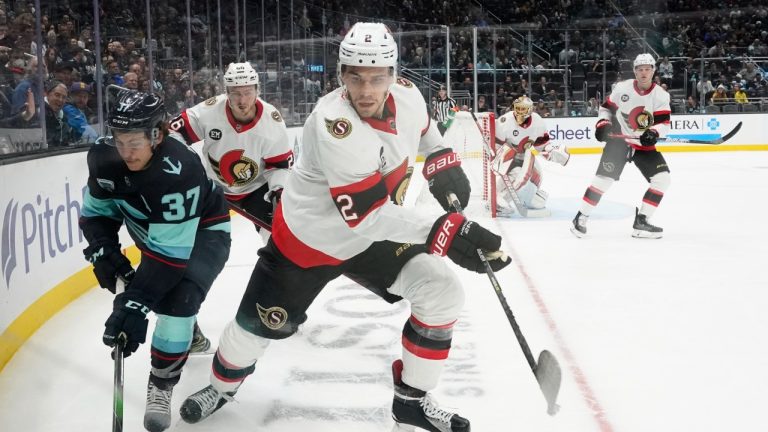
<box><xmin>0</xmin><ymin>0</ymin><xmax>766</xmax><ymax>152</ymax></box>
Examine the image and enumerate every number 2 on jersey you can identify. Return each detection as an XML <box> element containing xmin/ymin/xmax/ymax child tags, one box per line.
<box><xmin>336</xmin><ymin>194</ymin><xmax>358</xmax><ymax>221</ymax></box>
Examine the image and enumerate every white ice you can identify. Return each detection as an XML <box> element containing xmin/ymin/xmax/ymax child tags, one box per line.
<box><xmin>1</xmin><ymin>151</ymin><xmax>767</xmax><ymax>432</ymax></box>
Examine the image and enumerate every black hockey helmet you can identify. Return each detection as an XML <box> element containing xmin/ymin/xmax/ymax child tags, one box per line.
<box><xmin>107</xmin><ymin>90</ymin><xmax>166</xmax><ymax>142</ymax></box>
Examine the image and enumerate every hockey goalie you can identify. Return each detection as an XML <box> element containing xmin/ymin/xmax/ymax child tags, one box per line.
<box><xmin>491</xmin><ymin>96</ymin><xmax>570</xmax><ymax>217</ymax></box>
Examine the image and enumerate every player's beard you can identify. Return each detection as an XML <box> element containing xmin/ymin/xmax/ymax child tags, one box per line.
<box><xmin>230</xmin><ymin>100</ymin><xmax>256</xmax><ymax>123</ymax></box>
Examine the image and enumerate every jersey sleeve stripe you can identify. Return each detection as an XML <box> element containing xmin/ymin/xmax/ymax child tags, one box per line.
<box><xmin>329</xmin><ymin>172</ymin><xmax>389</xmax><ymax>229</ymax></box>
<box><xmin>271</xmin><ymin>203</ymin><xmax>344</xmax><ymax>268</ymax></box>
<box><xmin>180</xmin><ymin>110</ymin><xmax>201</xmax><ymax>143</ymax></box>
<box><xmin>264</xmin><ymin>150</ymin><xmax>294</xmax><ymax>169</ymax></box>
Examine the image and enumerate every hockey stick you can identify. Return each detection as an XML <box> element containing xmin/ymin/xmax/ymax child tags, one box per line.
<box><xmin>610</xmin><ymin>121</ymin><xmax>742</xmax><ymax>145</ymax></box>
<box><xmin>448</xmin><ymin>193</ymin><xmax>562</xmax><ymax>415</ymax></box>
<box><xmin>466</xmin><ymin>110</ymin><xmax>530</xmax><ymax>217</ymax></box>
<box><xmin>112</xmin><ymin>280</ymin><xmax>127</xmax><ymax>432</ymax></box>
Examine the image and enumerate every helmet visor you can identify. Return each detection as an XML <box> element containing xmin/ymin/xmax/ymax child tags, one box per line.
<box><xmin>107</xmin><ymin>128</ymin><xmax>152</xmax><ymax>149</ymax></box>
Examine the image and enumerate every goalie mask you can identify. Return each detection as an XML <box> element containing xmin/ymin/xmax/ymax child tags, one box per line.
<box><xmin>512</xmin><ymin>96</ymin><xmax>533</xmax><ymax>125</ymax></box>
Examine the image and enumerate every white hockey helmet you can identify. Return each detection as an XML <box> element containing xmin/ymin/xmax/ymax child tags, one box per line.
<box><xmin>223</xmin><ymin>62</ymin><xmax>259</xmax><ymax>87</ymax></box>
<box><xmin>633</xmin><ymin>53</ymin><xmax>656</xmax><ymax>70</ymax></box>
<box><xmin>512</xmin><ymin>96</ymin><xmax>533</xmax><ymax>124</ymax></box>
<box><xmin>338</xmin><ymin>22</ymin><xmax>398</xmax><ymax>68</ymax></box>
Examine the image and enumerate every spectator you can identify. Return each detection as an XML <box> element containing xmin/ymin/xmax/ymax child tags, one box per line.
<box><xmin>658</xmin><ymin>56</ymin><xmax>673</xmax><ymax>86</ymax></box>
<box><xmin>732</xmin><ymin>83</ymin><xmax>749</xmax><ymax>104</ymax></box>
<box><xmin>476</xmin><ymin>94</ymin><xmax>489</xmax><ymax>113</ymax></box>
<box><xmin>711</xmin><ymin>84</ymin><xmax>728</xmax><ymax>105</ymax></box>
<box><xmin>551</xmin><ymin>99</ymin><xmax>566</xmax><ymax>116</ymax></box>
<box><xmin>42</xmin><ymin>80</ymin><xmax>75</xmax><ymax>147</ymax></box>
<box><xmin>0</xmin><ymin>87</ymin><xmax>36</xmax><ymax>128</ymax></box>
<box><xmin>11</xmin><ymin>56</ymin><xmax>42</xmax><ymax>115</ymax></box>
<box><xmin>63</xmin><ymin>81</ymin><xmax>98</xmax><ymax>142</ymax></box>
<box><xmin>582</xmin><ymin>97</ymin><xmax>599</xmax><ymax>116</ymax></box>
<box><xmin>685</xmin><ymin>95</ymin><xmax>700</xmax><ymax>113</ymax></box>
<box><xmin>123</xmin><ymin>71</ymin><xmax>139</xmax><ymax>89</ymax></box>
<box><xmin>52</xmin><ymin>61</ymin><xmax>75</xmax><ymax>87</ymax></box>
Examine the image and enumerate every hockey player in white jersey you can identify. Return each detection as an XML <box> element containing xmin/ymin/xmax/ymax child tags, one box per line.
<box><xmin>491</xmin><ymin>96</ymin><xmax>569</xmax><ymax>217</ymax></box>
<box><xmin>571</xmin><ymin>53</ymin><xmax>671</xmax><ymax>239</ymax></box>
<box><xmin>169</xmin><ymin>62</ymin><xmax>294</xmax><ymax>234</ymax></box>
<box><xmin>179</xmin><ymin>22</ymin><xmax>510</xmax><ymax>432</ymax></box>
<box><xmin>168</xmin><ymin>62</ymin><xmax>293</xmax><ymax>353</ymax></box>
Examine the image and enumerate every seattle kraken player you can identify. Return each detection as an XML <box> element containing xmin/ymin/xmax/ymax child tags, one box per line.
<box><xmin>79</xmin><ymin>90</ymin><xmax>231</xmax><ymax>432</ymax></box>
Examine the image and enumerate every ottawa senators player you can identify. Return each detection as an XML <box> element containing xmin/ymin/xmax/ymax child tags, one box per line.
<box><xmin>168</xmin><ymin>63</ymin><xmax>293</xmax><ymax>353</ymax></box>
<box><xmin>492</xmin><ymin>96</ymin><xmax>569</xmax><ymax>217</ymax></box>
<box><xmin>571</xmin><ymin>53</ymin><xmax>671</xmax><ymax>239</ymax></box>
<box><xmin>169</xmin><ymin>62</ymin><xmax>293</xmax><ymax>236</ymax></box>
<box><xmin>179</xmin><ymin>22</ymin><xmax>509</xmax><ymax>432</ymax></box>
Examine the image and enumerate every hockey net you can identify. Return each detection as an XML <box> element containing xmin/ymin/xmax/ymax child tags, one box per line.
<box><xmin>442</xmin><ymin>111</ymin><xmax>497</xmax><ymax>217</ymax></box>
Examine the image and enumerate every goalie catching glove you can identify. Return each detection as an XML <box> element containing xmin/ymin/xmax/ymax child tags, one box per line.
<box><xmin>427</xmin><ymin>213</ymin><xmax>511</xmax><ymax>273</ymax></box>
<box><xmin>422</xmin><ymin>148</ymin><xmax>471</xmax><ymax>212</ymax></box>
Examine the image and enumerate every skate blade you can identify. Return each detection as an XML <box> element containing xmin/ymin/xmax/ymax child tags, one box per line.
<box><xmin>569</xmin><ymin>227</ymin><xmax>586</xmax><ymax>238</ymax></box>
<box><xmin>632</xmin><ymin>229</ymin><xmax>663</xmax><ymax>239</ymax></box>
<box><xmin>391</xmin><ymin>422</ymin><xmax>417</xmax><ymax>432</ymax></box>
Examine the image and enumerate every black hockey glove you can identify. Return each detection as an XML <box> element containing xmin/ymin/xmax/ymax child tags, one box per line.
<box><xmin>639</xmin><ymin>129</ymin><xmax>659</xmax><ymax>146</ymax></box>
<box><xmin>594</xmin><ymin>119</ymin><xmax>612</xmax><ymax>142</ymax></box>
<box><xmin>422</xmin><ymin>148</ymin><xmax>471</xmax><ymax>212</ymax></box>
<box><xmin>427</xmin><ymin>213</ymin><xmax>511</xmax><ymax>273</ymax></box>
<box><xmin>83</xmin><ymin>244</ymin><xmax>135</xmax><ymax>294</ymax></box>
<box><xmin>103</xmin><ymin>290</ymin><xmax>150</xmax><ymax>358</ymax></box>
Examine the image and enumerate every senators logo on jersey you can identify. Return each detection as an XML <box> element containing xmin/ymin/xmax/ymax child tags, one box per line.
<box><xmin>623</xmin><ymin>106</ymin><xmax>654</xmax><ymax>131</ymax></box>
<box><xmin>271</xmin><ymin>110</ymin><xmax>283</xmax><ymax>122</ymax></box>
<box><xmin>208</xmin><ymin>150</ymin><xmax>258</xmax><ymax>187</ymax></box>
<box><xmin>325</xmin><ymin>118</ymin><xmax>352</xmax><ymax>139</ymax></box>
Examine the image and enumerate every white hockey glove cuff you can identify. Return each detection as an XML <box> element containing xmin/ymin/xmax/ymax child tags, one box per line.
<box><xmin>542</xmin><ymin>143</ymin><xmax>570</xmax><ymax>166</ymax></box>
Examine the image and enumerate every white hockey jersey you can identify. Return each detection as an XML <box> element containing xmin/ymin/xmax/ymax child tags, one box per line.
<box><xmin>494</xmin><ymin>111</ymin><xmax>550</xmax><ymax>159</ymax></box>
<box><xmin>272</xmin><ymin>78</ymin><xmax>449</xmax><ymax>268</ymax></box>
<box><xmin>600</xmin><ymin>80</ymin><xmax>671</xmax><ymax>150</ymax></box>
<box><xmin>168</xmin><ymin>94</ymin><xmax>293</xmax><ymax>198</ymax></box>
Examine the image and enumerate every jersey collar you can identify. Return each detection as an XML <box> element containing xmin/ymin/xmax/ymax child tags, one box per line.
<box><xmin>633</xmin><ymin>80</ymin><xmax>655</xmax><ymax>96</ymax></box>
<box><xmin>225</xmin><ymin>99</ymin><xmax>263</xmax><ymax>133</ymax></box>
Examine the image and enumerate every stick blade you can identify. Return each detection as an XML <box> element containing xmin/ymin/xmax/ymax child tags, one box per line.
<box><xmin>534</xmin><ymin>350</ymin><xmax>562</xmax><ymax>416</ymax></box>
<box><xmin>719</xmin><ymin>121</ymin><xmax>742</xmax><ymax>143</ymax></box>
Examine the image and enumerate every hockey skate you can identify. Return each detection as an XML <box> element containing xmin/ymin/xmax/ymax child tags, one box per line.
<box><xmin>179</xmin><ymin>384</ymin><xmax>235</xmax><ymax>424</ymax></box>
<box><xmin>390</xmin><ymin>360</ymin><xmax>470</xmax><ymax>432</ymax></box>
<box><xmin>570</xmin><ymin>211</ymin><xmax>588</xmax><ymax>238</ymax></box>
<box><xmin>189</xmin><ymin>322</ymin><xmax>213</xmax><ymax>355</ymax></box>
<box><xmin>144</xmin><ymin>379</ymin><xmax>173</xmax><ymax>432</ymax></box>
<box><xmin>632</xmin><ymin>208</ymin><xmax>663</xmax><ymax>239</ymax></box>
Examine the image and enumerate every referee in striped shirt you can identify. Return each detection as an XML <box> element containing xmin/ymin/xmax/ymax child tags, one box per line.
<box><xmin>432</xmin><ymin>85</ymin><xmax>457</xmax><ymax>136</ymax></box>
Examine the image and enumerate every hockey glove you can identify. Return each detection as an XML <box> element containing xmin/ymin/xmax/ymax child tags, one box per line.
<box><xmin>594</xmin><ymin>119</ymin><xmax>612</xmax><ymax>142</ymax></box>
<box><xmin>84</xmin><ymin>244</ymin><xmax>135</xmax><ymax>294</ymax></box>
<box><xmin>639</xmin><ymin>129</ymin><xmax>659</xmax><ymax>146</ymax></box>
<box><xmin>103</xmin><ymin>290</ymin><xmax>150</xmax><ymax>357</ymax></box>
<box><xmin>423</xmin><ymin>148</ymin><xmax>471</xmax><ymax>212</ymax></box>
<box><xmin>491</xmin><ymin>144</ymin><xmax>516</xmax><ymax>175</ymax></box>
<box><xmin>427</xmin><ymin>213</ymin><xmax>511</xmax><ymax>273</ymax></box>
<box><xmin>541</xmin><ymin>143</ymin><xmax>570</xmax><ymax>166</ymax></box>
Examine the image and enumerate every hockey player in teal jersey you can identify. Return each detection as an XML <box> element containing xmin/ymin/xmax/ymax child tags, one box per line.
<box><xmin>79</xmin><ymin>90</ymin><xmax>232</xmax><ymax>432</ymax></box>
